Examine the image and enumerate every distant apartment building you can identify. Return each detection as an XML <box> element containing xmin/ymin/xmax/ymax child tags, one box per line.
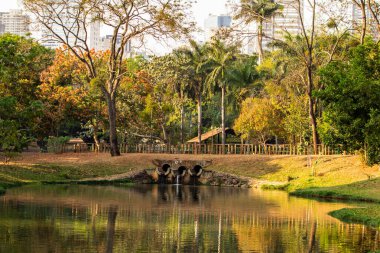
<box><xmin>99</xmin><ymin>35</ymin><xmax>132</xmax><ymax>55</ymax></box>
<box><xmin>351</xmin><ymin>3</ymin><xmax>379</xmax><ymax>39</ymax></box>
<box><xmin>41</xmin><ymin>20</ymin><xmax>101</xmax><ymax>50</ymax></box>
<box><xmin>204</xmin><ymin>14</ymin><xmax>232</xmax><ymax>41</ymax></box>
<box><xmin>0</xmin><ymin>22</ymin><xmax>4</xmax><ymax>34</ymax></box>
<box><xmin>99</xmin><ymin>35</ymin><xmax>149</xmax><ymax>58</ymax></box>
<box><xmin>241</xmin><ymin>0</ymin><xmax>303</xmax><ymax>55</ymax></box>
<box><xmin>0</xmin><ymin>9</ymin><xmax>30</xmax><ymax>36</ymax></box>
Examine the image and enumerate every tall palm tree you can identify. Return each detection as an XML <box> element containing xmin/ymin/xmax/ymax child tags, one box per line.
<box><xmin>234</xmin><ymin>0</ymin><xmax>283</xmax><ymax>63</ymax></box>
<box><xmin>224</xmin><ymin>56</ymin><xmax>261</xmax><ymax>139</ymax></box>
<box><xmin>227</xmin><ymin>55</ymin><xmax>261</xmax><ymax>99</ymax></box>
<box><xmin>176</xmin><ymin>40</ymin><xmax>209</xmax><ymax>146</ymax></box>
<box><xmin>162</xmin><ymin>52</ymin><xmax>189</xmax><ymax>144</ymax></box>
<box><xmin>205</xmin><ymin>39</ymin><xmax>238</xmax><ymax>146</ymax></box>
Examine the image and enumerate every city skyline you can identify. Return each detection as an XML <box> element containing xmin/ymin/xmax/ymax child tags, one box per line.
<box><xmin>0</xmin><ymin>0</ymin><xmax>231</xmax><ymax>54</ymax></box>
<box><xmin>0</xmin><ymin>0</ymin><xmax>231</xmax><ymax>33</ymax></box>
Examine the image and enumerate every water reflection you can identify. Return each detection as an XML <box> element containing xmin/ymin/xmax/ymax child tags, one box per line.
<box><xmin>106</xmin><ymin>206</ymin><xmax>118</xmax><ymax>253</ymax></box>
<box><xmin>158</xmin><ymin>185</ymin><xmax>201</xmax><ymax>203</ymax></box>
<box><xmin>0</xmin><ymin>185</ymin><xmax>378</xmax><ymax>252</ymax></box>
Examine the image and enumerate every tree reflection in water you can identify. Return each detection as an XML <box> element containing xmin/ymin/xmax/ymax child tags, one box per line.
<box><xmin>106</xmin><ymin>206</ymin><xmax>118</xmax><ymax>253</ymax></box>
<box><xmin>0</xmin><ymin>184</ymin><xmax>378</xmax><ymax>252</ymax></box>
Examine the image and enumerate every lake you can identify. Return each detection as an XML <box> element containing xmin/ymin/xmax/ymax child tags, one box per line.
<box><xmin>0</xmin><ymin>184</ymin><xmax>379</xmax><ymax>252</ymax></box>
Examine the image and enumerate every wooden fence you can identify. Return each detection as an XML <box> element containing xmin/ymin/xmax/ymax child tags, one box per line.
<box><xmin>60</xmin><ymin>143</ymin><xmax>347</xmax><ymax>156</ymax></box>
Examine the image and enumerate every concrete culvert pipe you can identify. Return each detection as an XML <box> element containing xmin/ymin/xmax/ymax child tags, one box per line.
<box><xmin>188</xmin><ymin>165</ymin><xmax>203</xmax><ymax>177</ymax></box>
<box><xmin>172</xmin><ymin>166</ymin><xmax>187</xmax><ymax>177</ymax></box>
<box><xmin>156</xmin><ymin>164</ymin><xmax>171</xmax><ymax>176</ymax></box>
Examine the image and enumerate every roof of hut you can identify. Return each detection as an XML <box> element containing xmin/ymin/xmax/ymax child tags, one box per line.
<box><xmin>186</xmin><ymin>128</ymin><xmax>235</xmax><ymax>143</ymax></box>
<box><xmin>68</xmin><ymin>138</ymin><xmax>84</xmax><ymax>144</ymax></box>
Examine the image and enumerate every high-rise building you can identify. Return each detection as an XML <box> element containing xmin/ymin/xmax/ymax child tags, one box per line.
<box><xmin>40</xmin><ymin>18</ymin><xmax>101</xmax><ymax>50</ymax></box>
<box><xmin>0</xmin><ymin>23</ymin><xmax>4</xmax><ymax>34</ymax></box>
<box><xmin>0</xmin><ymin>9</ymin><xmax>30</xmax><ymax>36</ymax></box>
<box><xmin>351</xmin><ymin>3</ymin><xmax>379</xmax><ymax>39</ymax></box>
<box><xmin>204</xmin><ymin>14</ymin><xmax>232</xmax><ymax>40</ymax></box>
<box><xmin>241</xmin><ymin>0</ymin><xmax>303</xmax><ymax>55</ymax></box>
<box><xmin>36</xmin><ymin>0</ymin><xmax>101</xmax><ymax>50</ymax></box>
<box><xmin>99</xmin><ymin>35</ymin><xmax>148</xmax><ymax>58</ymax></box>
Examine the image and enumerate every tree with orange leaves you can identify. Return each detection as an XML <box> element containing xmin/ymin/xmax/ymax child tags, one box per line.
<box><xmin>37</xmin><ymin>48</ymin><xmax>108</xmax><ymax>146</ymax></box>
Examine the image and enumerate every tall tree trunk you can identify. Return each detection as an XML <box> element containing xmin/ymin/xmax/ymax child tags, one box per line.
<box><xmin>93</xmin><ymin>121</ymin><xmax>100</xmax><ymax>152</ymax></box>
<box><xmin>257</xmin><ymin>19</ymin><xmax>264</xmax><ymax>64</ymax></box>
<box><xmin>180</xmin><ymin>105</ymin><xmax>184</xmax><ymax>144</ymax></box>
<box><xmin>197</xmin><ymin>93</ymin><xmax>202</xmax><ymax>145</ymax></box>
<box><xmin>105</xmin><ymin>92</ymin><xmax>121</xmax><ymax>156</ymax></box>
<box><xmin>221</xmin><ymin>85</ymin><xmax>226</xmax><ymax>147</ymax></box>
<box><xmin>360</xmin><ymin>1</ymin><xmax>367</xmax><ymax>44</ymax></box>
<box><xmin>307</xmin><ymin>66</ymin><xmax>319</xmax><ymax>154</ymax></box>
<box><xmin>161</xmin><ymin>124</ymin><xmax>168</xmax><ymax>143</ymax></box>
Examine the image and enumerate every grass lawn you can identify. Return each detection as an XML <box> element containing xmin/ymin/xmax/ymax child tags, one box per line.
<box><xmin>291</xmin><ymin>178</ymin><xmax>380</xmax><ymax>203</ymax></box>
<box><xmin>329</xmin><ymin>205</ymin><xmax>380</xmax><ymax>228</ymax></box>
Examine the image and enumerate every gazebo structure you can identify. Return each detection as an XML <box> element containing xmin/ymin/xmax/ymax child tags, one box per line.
<box><xmin>186</xmin><ymin>128</ymin><xmax>237</xmax><ymax>144</ymax></box>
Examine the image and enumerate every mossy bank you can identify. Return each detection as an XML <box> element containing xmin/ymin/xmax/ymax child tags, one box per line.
<box><xmin>291</xmin><ymin>178</ymin><xmax>380</xmax><ymax>227</ymax></box>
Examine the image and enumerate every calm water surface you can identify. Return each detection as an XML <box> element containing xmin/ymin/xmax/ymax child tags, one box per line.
<box><xmin>0</xmin><ymin>184</ymin><xmax>379</xmax><ymax>253</ymax></box>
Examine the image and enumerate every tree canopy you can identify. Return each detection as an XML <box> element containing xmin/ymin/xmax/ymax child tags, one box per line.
<box><xmin>319</xmin><ymin>41</ymin><xmax>380</xmax><ymax>165</ymax></box>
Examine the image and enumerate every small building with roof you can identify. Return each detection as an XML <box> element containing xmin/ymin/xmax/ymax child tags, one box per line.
<box><xmin>186</xmin><ymin>128</ymin><xmax>238</xmax><ymax>144</ymax></box>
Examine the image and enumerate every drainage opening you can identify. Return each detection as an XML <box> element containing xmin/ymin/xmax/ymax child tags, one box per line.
<box><xmin>190</xmin><ymin>165</ymin><xmax>203</xmax><ymax>176</ymax></box>
<box><xmin>162</xmin><ymin>164</ymin><xmax>171</xmax><ymax>173</ymax></box>
<box><xmin>156</xmin><ymin>164</ymin><xmax>171</xmax><ymax>176</ymax></box>
<box><xmin>177</xmin><ymin>166</ymin><xmax>187</xmax><ymax>176</ymax></box>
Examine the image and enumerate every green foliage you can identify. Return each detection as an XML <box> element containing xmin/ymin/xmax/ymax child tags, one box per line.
<box><xmin>364</xmin><ymin>110</ymin><xmax>380</xmax><ymax>165</ymax></box>
<box><xmin>0</xmin><ymin>119</ymin><xmax>27</xmax><ymax>164</ymax></box>
<box><xmin>319</xmin><ymin>41</ymin><xmax>380</xmax><ymax>165</ymax></box>
<box><xmin>0</xmin><ymin>33</ymin><xmax>53</xmax><ymax>104</ymax></box>
<box><xmin>0</xmin><ymin>120</ymin><xmax>27</xmax><ymax>152</ymax></box>
<box><xmin>0</xmin><ymin>96</ymin><xmax>42</xmax><ymax>160</ymax></box>
<box><xmin>47</xmin><ymin>136</ymin><xmax>70</xmax><ymax>153</ymax></box>
<box><xmin>0</xmin><ymin>34</ymin><xmax>53</xmax><ymax>149</ymax></box>
<box><xmin>234</xmin><ymin>97</ymin><xmax>284</xmax><ymax>144</ymax></box>
<box><xmin>257</xmin><ymin>48</ymin><xmax>311</xmax><ymax>144</ymax></box>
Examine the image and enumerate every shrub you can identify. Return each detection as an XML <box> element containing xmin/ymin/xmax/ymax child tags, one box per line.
<box><xmin>47</xmin><ymin>136</ymin><xmax>70</xmax><ymax>153</ymax></box>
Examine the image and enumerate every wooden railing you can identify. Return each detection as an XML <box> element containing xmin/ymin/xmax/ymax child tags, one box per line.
<box><xmin>60</xmin><ymin>143</ymin><xmax>347</xmax><ymax>156</ymax></box>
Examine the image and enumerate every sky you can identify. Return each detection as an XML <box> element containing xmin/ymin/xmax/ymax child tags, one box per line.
<box><xmin>0</xmin><ymin>0</ymin><xmax>19</xmax><ymax>11</ymax></box>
